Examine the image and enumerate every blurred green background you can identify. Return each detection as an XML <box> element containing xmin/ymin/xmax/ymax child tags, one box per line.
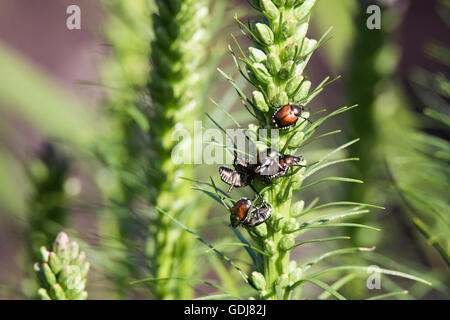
<box><xmin>0</xmin><ymin>0</ymin><xmax>448</xmax><ymax>299</ymax></box>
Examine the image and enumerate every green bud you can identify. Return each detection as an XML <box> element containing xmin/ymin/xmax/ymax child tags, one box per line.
<box><xmin>42</xmin><ymin>263</ymin><xmax>57</xmax><ymax>286</ymax></box>
<box><xmin>289</xmin><ymin>268</ymin><xmax>303</xmax><ymax>285</ymax></box>
<box><xmin>247</xmin><ymin>123</ymin><xmax>259</xmax><ymax>142</ymax></box>
<box><xmin>276</xmin><ymin>274</ymin><xmax>289</xmax><ymax>288</ymax></box>
<box><xmin>281</xmin><ymin>19</ymin><xmax>297</xmax><ymax>39</ymax></box>
<box><xmin>297</xmin><ymin>80</ymin><xmax>311</xmax><ymax>99</ymax></box>
<box><xmin>34</xmin><ymin>263</ymin><xmax>47</xmax><ymax>286</ymax></box>
<box><xmin>252</xmin><ymin>91</ymin><xmax>269</xmax><ymax>112</ymax></box>
<box><xmin>59</xmin><ymin>265</ymin><xmax>77</xmax><ymax>286</ymax></box>
<box><xmin>294</xmin><ymin>1</ymin><xmax>314</xmax><ymax>20</ymax></box>
<box><xmin>251</xmin><ymin>63</ymin><xmax>272</xmax><ymax>84</ymax></box>
<box><xmin>48</xmin><ymin>252</ymin><xmax>62</xmax><ymax>275</ymax></box>
<box><xmin>50</xmin><ymin>283</ymin><xmax>67</xmax><ymax>300</ymax></box>
<box><xmin>278</xmin><ymin>60</ymin><xmax>294</xmax><ymax>80</ymax></box>
<box><xmin>291</xmin><ymin>201</ymin><xmax>304</xmax><ymax>217</ymax></box>
<box><xmin>40</xmin><ymin>246</ymin><xmax>49</xmax><ymax>263</ymax></box>
<box><xmin>288</xmin><ymin>260</ymin><xmax>297</xmax><ymax>273</ymax></box>
<box><xmin>73</xmin><ymin>251</ymin><xmax>86</xmax><ymax>267</ymax></box>
<box><xmin>279</xmin><ymin>234</ymin><xmax>295</xmax><ymax>251</ymax></box>
<box><xmin>54</xmin><ymin>232</ymin><xmax>71</xmax><ymax>265</ymax></box>
<box><xmin>253</xmin><ymin>221</ymin><xmax>268</xmax><ymax>237</ymax></box>
<box><xmin>249</xmin><ymin>47</ymin><xmax>267</xmax><ymax>63</ymax></box>
<box><xmin>294</xmin><ymin>23</ymin><xmax>309</xmax><ymax>44</ymax></box>
<box><xmin>261</xmin><ymin>0</ymin><xmax>279</xmax><ymax>20</ymax></box>
<box><xmin>70</xmin><ymin>242</ymin><xmax>80</xmax><ymax>262</ymax></box>
<box><xmin>54</xmin><ymin>232</ymin><xmax>69</xmax><ymax>252</ymax></box>
<box><xmin>273</xmin><ymin>91</ymin><xmax>289</xmax><ymax>106</ymax></box>
<box><xmin>267</xmin><ymin>83</ymin><xmax>278</xmax><ymax>100</ymax></box>
<box><xmin>283</xmin><ymin>218</ymin><xmax>300</xmax><ymax>233</ymax></box>
<box><xmin>38</xmin><ymin>288</ymin><xmax>51</xmax><ymax>300</ymax></box>
<box><xmin>264</xmin><ymin>240</ymin><xmax>276</xmax><ymax>256</ymax></box>
<box><xmin>282</xmin><ymin>41</ymin><xmax>299</xmax><ymax>61</ymax></box>
<box><xmin>286</xmin><ymin>75</ymin><xmax>304</xmax><ymax>96</ymax></box>
<box><xmin>253</xmin><ymin>23</ymin><xmax>274</xmax><ymax>46</ymax></box>
<box><xmin>301</xmin><ymin>38</ymin><xmax>317</xmax><ymax>57</ymax></box>
<box><xmin>289</xmin><ymin>131</ymin><xmax>305</xmax><ymax>146</ymax></box>
<box><xmin>250</xmin><ymin>271</ymin><xmax>266</xmax><ymax>291</ymax></box>
<box><xmin>266</xmin><ymin>53</ymin><xmax>282</xmax><ymax>76</ymax></box>
<box><xmin>246</xmin><ymin>65</ymin><xmax>260</xmax><ymax>84</ymax></box>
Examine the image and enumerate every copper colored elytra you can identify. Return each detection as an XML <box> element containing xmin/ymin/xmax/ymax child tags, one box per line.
<box><xmin>230</xmin><ymin>195</ymin><xmax>272</xmax><ymax>228</ymax></box>
<box><xmin>272</xmin><ymin>104</ymin><xmax>306</xmax><ymax>129</ymax></box>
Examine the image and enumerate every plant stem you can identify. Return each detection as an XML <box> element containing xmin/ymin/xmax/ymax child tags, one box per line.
<box><xmin>147</xmin><ymin>0</ymin><xmax>210</xmax><ymax>299</ymax></box>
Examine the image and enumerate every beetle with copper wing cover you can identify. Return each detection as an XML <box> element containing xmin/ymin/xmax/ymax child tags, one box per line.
<box><xmin>230</xmin><ymin>193</ymin><xmax>272</xmax><ymax>228</ymax></box>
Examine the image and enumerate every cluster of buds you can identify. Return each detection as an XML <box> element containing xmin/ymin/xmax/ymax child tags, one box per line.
<box><xmin>34</xmin><ymin>232</ymin><xmax>89</xmax><ymax>300</ymax></box>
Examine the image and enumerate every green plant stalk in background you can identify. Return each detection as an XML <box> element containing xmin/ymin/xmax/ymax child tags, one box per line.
<box><xmin>98</xmin><ymin>0</ymin><xmax>153</xmax><ymax>299</ymax></box>
<box><xmin>146</xmin><ymin>0</ymin><xmax>211</xmax><ymax>299</ymax></box>
<box><xmin>34</xmin><ymin>232</ymin><xmax>90</xmax><ymax>300</ymax></box>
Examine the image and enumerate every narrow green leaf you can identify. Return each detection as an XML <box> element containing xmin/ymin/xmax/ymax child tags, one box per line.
<box><xmin>309</xmin><ymin>266</ymin><xmax>433</xmax><ymax>286</ymax></box>
<box><xmin>366</xmin><ymin>290</ymin><xmax>409</xmax><ymax>300</ymax></box>
<box><xmin>318</xmin><ymin>274</ymin><xmax>357</xmax><ymax>300</ymax></box>
<box><xmin>295</xmin><ymin>177</ymin><xmax>363</xmax><ymax>191</ymax></box>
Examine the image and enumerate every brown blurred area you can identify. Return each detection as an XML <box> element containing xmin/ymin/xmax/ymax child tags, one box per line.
<box><xmin>0</xmin><ymin>0</ymin><xmax>108</xmax><ymax>298</ymax></box>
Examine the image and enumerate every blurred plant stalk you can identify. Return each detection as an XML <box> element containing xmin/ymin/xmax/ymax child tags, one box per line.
<box><xmin>98</xmin><ymin>0</ymin><xmax>153</xmax><ymax>299</ymax></box>
<box><xmin>146</xmin><ymin>0</ymin><xmax>211</xmax><ymax>299</ymax></box>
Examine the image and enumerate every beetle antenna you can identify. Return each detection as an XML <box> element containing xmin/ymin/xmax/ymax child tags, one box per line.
<box><xmin>299</xmin><ymin>115</ymin><xmax>312</xmax><ymax>124</ymax></box>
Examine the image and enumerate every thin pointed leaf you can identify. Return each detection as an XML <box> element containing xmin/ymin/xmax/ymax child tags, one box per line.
<box><xmin>288</xmin><ymin>236</ymin><xmax>351</xmax><ymax>250</ymax></box>
<box><xmin>366</xmin><ymin>290</ymin><xmax>409</xmax><ymax>300</ymax></box>
<box><xmin>309</xmin><ymin>266</ymin><xmax>433</xmax><ymax>286</ymax></box>
<box><xmin>303</xmin><ymin>158</ymin><xmax>360</xmax><ymax>179</ymax></box>
<box><xmin>155</xmin><ymin>207</ymin><xmax>249</xmax><ymax>283</ymax></box>
<box><xmin>318</xmin><ymin>274</ymin><xmax>357</xmax><ymax>300</ymax></box>
<box><xmin>301</xmin><ymin>247</ymin><xmax>376</xmax><ymax>272</ymax></box>
<box><xmin>295</xmin><ymin>177</ymin><xmax>363</xmax><ymax>192</ymax></box>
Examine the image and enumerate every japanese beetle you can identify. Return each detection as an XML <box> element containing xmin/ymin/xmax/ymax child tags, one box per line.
<box><xmin>255</xmin><ymin>149</ymin><xmax>304</xmax><ymax>181</ymax></box>
<box><xmin>219</xmin><ymin>154</ymin><xmax>256</xmax><ymax>194</ymax></box>
<box><xmin>272</xmin><ymin>103</ymin><xmax>310</xmax><ymax>129</ymax></box>
<box><xmin>230</xmin><ymin>194</ymin><xmax>272</xmax><ymax>228</ymax></box>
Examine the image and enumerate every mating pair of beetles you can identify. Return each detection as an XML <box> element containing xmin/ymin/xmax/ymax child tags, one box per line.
<box><xmin>220</xmin><ymin>102</ymin><xmax>308</xmax><ymax>229</ymax></box>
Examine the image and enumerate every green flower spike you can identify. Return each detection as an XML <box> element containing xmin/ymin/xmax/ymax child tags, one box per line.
<box><xmin>34</xmin><ymin>232</ymin><xmax>89</xmax><ymax>300</ymax></box>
